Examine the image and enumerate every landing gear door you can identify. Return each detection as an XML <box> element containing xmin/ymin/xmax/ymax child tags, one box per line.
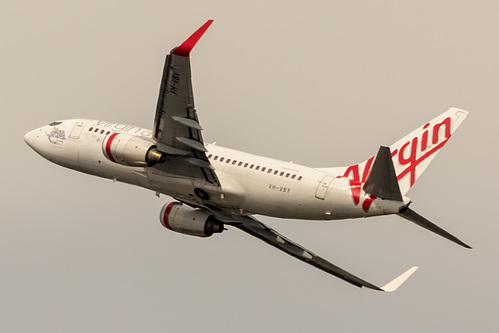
<box><xmin>69</xmin><ymin>120</ymin><xmax>88</xmax><ymax>139</ymax></box>
<box><xmin>315</xmin><ymin>175</ymin><xmax>335</xmax><ymax>200</ymax></box>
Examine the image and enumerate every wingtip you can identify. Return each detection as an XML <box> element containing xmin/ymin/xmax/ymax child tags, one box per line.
<box><xmin>172</xmin><ymin>20</ymin><xmax>214</xmax><ymax>57</ymax></box>
<box><xmin>380</xmin><ymin>266</ymin><xmax>419</xmax><ymax>292</ymax></box>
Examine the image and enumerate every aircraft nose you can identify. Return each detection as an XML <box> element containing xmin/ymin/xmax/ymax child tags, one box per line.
<box><xmin>24</xmin><ymin>127</ymin><xmax>46</xmax><ymax>155</ymax></box>
<box><xmin>24</xmin><ymin>129</ymin><xmax>38</xmax><ymax>149</ymax></box>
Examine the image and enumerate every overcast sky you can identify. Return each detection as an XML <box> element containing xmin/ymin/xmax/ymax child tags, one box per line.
<box><xmin>2</xmin><ymin>1</ymin><xmax>498</xmax><ymax>332</ymax></box>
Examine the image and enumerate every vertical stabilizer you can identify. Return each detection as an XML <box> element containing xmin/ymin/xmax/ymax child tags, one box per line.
<box><xmin>389</xmin><ymin>108</ymin><xmax>469</xmax><ymax>195</ymax></box>
<box><xmin>333</xmin><ymin>108</ymin><xmax>469</xmax><ymax>196</ymax></box>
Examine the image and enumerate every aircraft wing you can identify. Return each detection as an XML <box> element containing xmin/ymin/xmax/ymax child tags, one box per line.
<box><xmin>224</xmin><ymin>215</ymin><xmax>417</xmax><ymax>292</ymax></box>
<box><xmin>152</xmin><ymin>20</ymin><xmax>219</xmax><ymax>186</ymax></box>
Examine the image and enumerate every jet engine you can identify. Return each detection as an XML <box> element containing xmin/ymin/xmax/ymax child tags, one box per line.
<box><xmin>102</xmin><ymin>133</ymin><xmax>164</xmax><ymax>167</ymax></box>
<box><xmin>159</xmin><ymin>202</ymin><xmax>224</xmax><ymax>237</ymax></box>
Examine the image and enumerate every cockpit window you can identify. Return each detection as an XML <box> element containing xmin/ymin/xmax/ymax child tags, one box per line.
<box><xmin>49</xmin><ymin>121</ymin><xmax>62</xmax><ymax>126</ymax></box>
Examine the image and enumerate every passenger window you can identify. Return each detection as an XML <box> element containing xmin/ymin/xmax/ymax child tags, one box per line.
<box><xmin>268</xmin><ymin>169</ymin><xmax>272</xmax><ymax>173</ymax></box>
<box><xmin>250</xmin><ymin>164</ymin><xmax>254</xmax><ymax>169</ymax></box>
<box><xmin>239</xmin><ymin>162</ymin><xmax>243</xmax><ymax>166</ymax></box>
<box><xmin>291</xmin><ymin>175</ymin><xmax>296</xmax><ymax>179</ymax></box>
<box><xmin>94</xmin><ymin>128</ymin><xmax>99</xmax><ymax>133</ymax></box>
<box><xmin>226</xmin><ymin>159</ymin><xmax>231</xmax><ymax>163</ymax></box>
<box><xmin>285</xmin><ymin>173</ymin><xmax>290</xmax><ymax>178</ymax></box>
<box><xmin>106</xmin><ymin>131</ymin><xmax>111</xmax><ymax>135</ymax></box>
<box><xmin>298</xmin><ymin>176</ymin><xmax>302</xmax><ymax>181</ymax></box>
<box><xmin>89</xmin><ymin>127</ymin><xmax>93</xmax><ymax>132</ymax></box>
<box><xmin>274</xmin><ymin>170</ymin><xmax>279</xmax><ymax>175</ymax></box>
<box><xmin>280</xmin><ymin>172</ymin><xmax>284</xmax><ymax>176</ymax></box>
<box><xmin>255</xmin><ymin>166</ymin><xmax>260</xmax><ymax>170</ymax></box>
<box><xmin>232</xmin><ymin>160</ymin><xmax>237</xmax><ymax>165</ymax></box>
<box><xmin>100</xmin><ymin>130</ymin><xmax>105</xmax><ymax>134</ymax></box>
<box><xmin>214</xmin><ymin>156</ymin><xmax>219</xmax><ymax>160</ymax></box>
<box><xmin>261</xmin><ymin>167</ymin><xmax>266</xmax><ymax>172</ymax></box>
<box><xmin>220</xmin><ymin>157</ymin><xmax>225</xmax><ymax>162</ymax></box>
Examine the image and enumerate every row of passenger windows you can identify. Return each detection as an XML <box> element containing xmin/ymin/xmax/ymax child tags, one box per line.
<box><xmin>85</xmin><ymin>126</ymin><xmax>302</xmax><ymax>180</ymax></box>
<box><xmin>88</xmin><ymin>127</ymin><xmax>111</xmax><ymax>135</ymax></box>
<box><xmin>207</xmin><ymin>154</ymin><xmax>302</xmax><ymax>180</ymax></box>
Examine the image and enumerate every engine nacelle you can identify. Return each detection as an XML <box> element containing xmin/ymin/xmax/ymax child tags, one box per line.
<box><xmin>159</xmin><ymin>202</ymin><xmax>224</xmax><ymax>237</ymax></box>
<box><xmin>102</xmin><ymin>133</ymin><xmax>164</xmax><ymax>167</ymax></box>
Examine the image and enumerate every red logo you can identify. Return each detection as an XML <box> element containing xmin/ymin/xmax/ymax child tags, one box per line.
<box><xmin>342</xmin><ymin>117</ymin><xmax>452</xmax><ymax>211</ymax></box>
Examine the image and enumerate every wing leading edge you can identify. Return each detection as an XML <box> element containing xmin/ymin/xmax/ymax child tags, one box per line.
<box><xmin>224</xmin><ymin>215</ymin><xmax>417</xmax><ymax>292</ymax></box>
<box><xmin>152</xmin><ymin>20</ymin><xmax>219</xmax><ymax>186</ymax></box>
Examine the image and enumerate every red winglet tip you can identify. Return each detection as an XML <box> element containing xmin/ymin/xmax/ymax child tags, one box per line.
<box><xmin>172</xmin><ymin>20</ymin><xmax>214</xmax><ymax>57</ymax></box>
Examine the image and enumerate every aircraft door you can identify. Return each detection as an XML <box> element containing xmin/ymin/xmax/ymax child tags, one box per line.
<box><xmin>69</xmin><ymin>120</ymin><xmax>88</xmax><ymax>139</ymax></box>
<box><xmin>315</xmin><ymin>175</ymin><xmax>334</xmax><ymax>200</ymax></box>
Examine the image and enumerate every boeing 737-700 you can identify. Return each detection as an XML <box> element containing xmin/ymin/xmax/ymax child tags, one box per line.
<box><xmin>24</xmin><ymin>20</ymin><xmax>471</xmax><ymax>292</ymax></box>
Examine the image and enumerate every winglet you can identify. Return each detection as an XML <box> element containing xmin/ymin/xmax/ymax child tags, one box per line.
<box><xmin>172</xmin><ymin>20</ymin><xmax>214</xmax><ymax>57</ymax></box>
<box><xmin>380</xmin><ymin>266</ymin><xmax>419</xmax><ymax>292</ymax></box>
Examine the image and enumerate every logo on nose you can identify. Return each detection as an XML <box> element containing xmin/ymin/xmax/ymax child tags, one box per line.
<box><xmin>46</xmin><ymin>127</ymin><xmax>66</xmax><ymax>145</ymax></box>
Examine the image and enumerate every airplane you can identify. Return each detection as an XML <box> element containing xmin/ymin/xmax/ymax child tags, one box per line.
<box><xmin>24</xmin><ymin>20</ymin><xmax>471</xmax><ymax>292</ymax></box>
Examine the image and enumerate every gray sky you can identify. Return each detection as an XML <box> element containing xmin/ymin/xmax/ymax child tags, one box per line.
<box><xmin>2</xmin><ymin>1</ymin><xmax>498</xmax><ymax>332</ymax></box>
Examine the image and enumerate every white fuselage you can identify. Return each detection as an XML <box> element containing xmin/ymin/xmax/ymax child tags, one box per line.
<box><xmin>24</xmin><ymin>119</ymin><xmax>407</xmax><ymax>221</ymax></box>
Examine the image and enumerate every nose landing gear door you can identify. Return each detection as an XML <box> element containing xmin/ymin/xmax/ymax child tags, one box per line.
<box><xmin>69</xmin><ymin>120</ymin><xmax>88</xmax><ymax>139</ymax></box>
<box><xmin>315</xmin><ymin>175</ymin><xmax>335</xmax><ymax>200</ymax></box>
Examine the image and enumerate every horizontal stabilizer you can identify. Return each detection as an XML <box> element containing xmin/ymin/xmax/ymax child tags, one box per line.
<box><xmin>398</xmin><ymin>207</ymin><xmax>472</xmax><ymax>249</ymax></box>
<box><xmin>363</xmin><ymin>146</ymin><xmax>403</xmax><ymax>201</ymax></box>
